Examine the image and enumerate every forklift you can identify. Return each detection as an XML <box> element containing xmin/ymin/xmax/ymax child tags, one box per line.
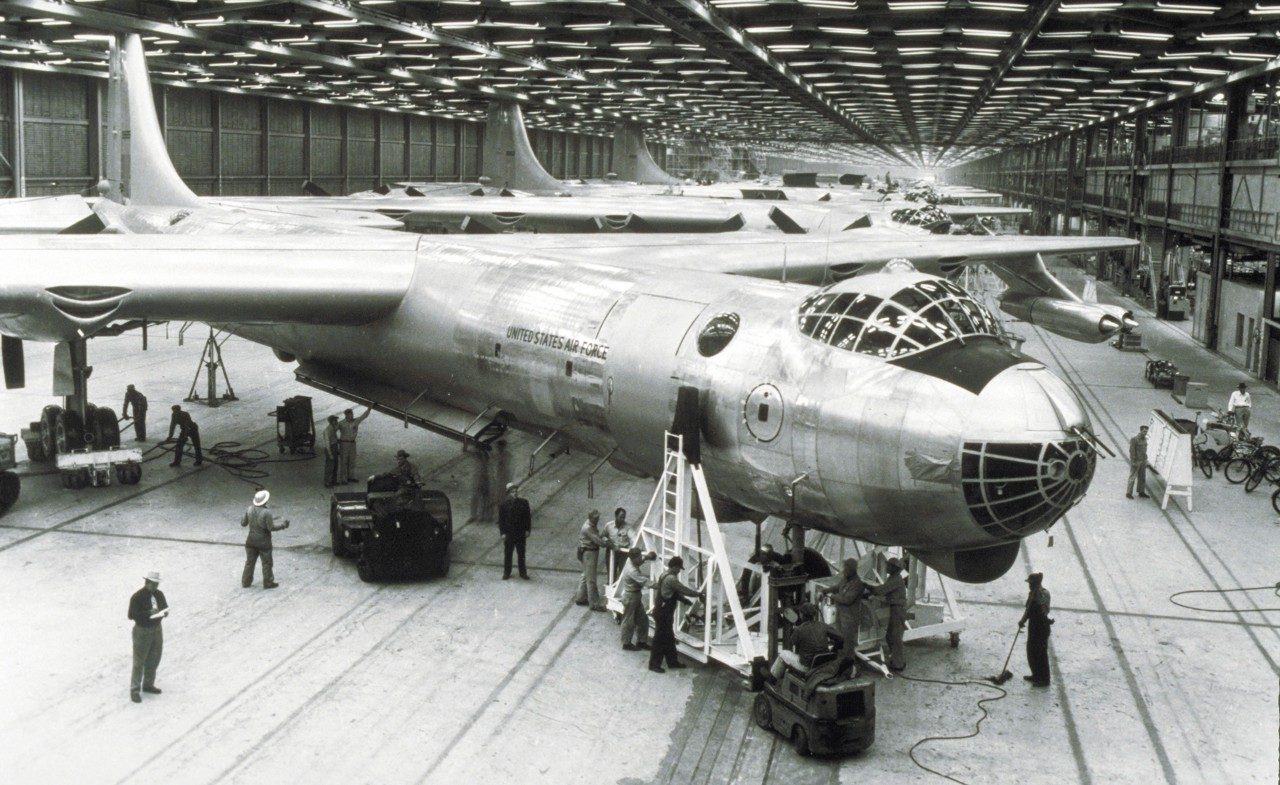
<box><xmin>750</xmin><ymin>563</ymin><xmax>877</xmax><ymax>756</ymax></box>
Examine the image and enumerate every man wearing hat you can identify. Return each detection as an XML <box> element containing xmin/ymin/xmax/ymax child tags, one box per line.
<box><xmin>241</xmin><ymin>489</ymin><xmax>290</xmax><ymax>589</ymax></box>
<box><xmin>496</xmin><ymin>482</ymin><xmax>531</xmax><ymax>580</ymax></box>
<box><xmin>166</xmin><ymin>404</ymin><xmax>203</xmax><ymax>467</ymax></box>
<box><xmin>337</xmin><ymin>406</ymin><xmax>372</xmax><ymax>483</ymax></box>
<box><xmin>818</xmin><ymin>557</ymin><xmax>866</xmax><ymax>664</ymax></box>
<box><xmin>869</xmin><ymin>557</ymin><xmax>908</xmax><ymax>672</ymax></box>
<box><xmin>648</xmin><ymin>555</ymin><xmax>700</xmax><ymax>673</ymax></box>
<box><xmin>1127</xmin><ymin>424</ymin><xmax>1149</xmax><ymax>499</ymax></box>
<box><xmin>1228</xmin><ymin>382</ymin><xmax>1252</xmax><ymax>432</ymax></box>
<box><xmin>619</xmin><ymin>548</ymin><xmax>657</xmax><ymax>651</ymax></box>
<box><xmin>1019</xmin><ymin>572</ymin><xmax>1053</xmax><ymax>687</ymax></box>
<box><xmin>121</xmin><ymin>384</ymin><xmax>148</xmax><ymax>442</ymax></box>
<box><xmin>126</xmin><ymin>571</ymin><xmax>168</xmax><ymax>703</ymax></box>
<box><xmin>574</xmin><ymin>509</ymin><xmax>610</xmax><ymax>610</ymax></box>
<box><xmin>391</xmin><ymin>450</ymin><xmax>423</xmax><ymax>487</ymax></box>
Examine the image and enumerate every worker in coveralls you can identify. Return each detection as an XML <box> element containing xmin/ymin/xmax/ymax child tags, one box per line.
<box><xmin>321</xmin><ymin>415</ymin><xmax>340</xmax><ymax>488</ymax></box>
<box><xmin>870</xmin><ymin>557</ymin><xmax>908</xmax><ymax>672</ymax></box>
<box><xmin>1020</xmin><ymin>572</ymin><xmax>1053</xmax><ymax>687</ymax></box>
<box><xmin>619</xmin><ymin>548</ymin><xmax>656</xmax><ymax>651</ymax></box>
<box><xmin>819</xmin><ymin>557</ymin><xmax>865</xmax><ymax>664</ymax></box>
<box><xmin>167</xmin><ymin>405</ymin><xmax>203</xmax><ymax>467</ymax></box>
<box><xmin>337</xmin><ymin>407</ymin><xmax>372</xmax><ymax>483</ymax></box>
<box><xmin>122</xmin><ymin>384</ymin><xmax>148</xmax><ymax>441</ymax></box>
<box><xmin>241</xmin><ymin>489</ymin><xmax>289</xmax><ymax>589</ymax></box>
<box><xmin>648</xmin><ymin>555</ymin><xmax>700</xmax><ymax>673</ymax></box>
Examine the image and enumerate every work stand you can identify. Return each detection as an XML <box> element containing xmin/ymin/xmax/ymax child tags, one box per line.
<box><xmin>184</xmin><ymin>327</ymin><xmax>238</xmax><ymax>407</ymax></box>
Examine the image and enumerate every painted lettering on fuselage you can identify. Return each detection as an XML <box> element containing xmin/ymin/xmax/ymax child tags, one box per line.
<box><xmin>505</xmin><ymin>325</ymin><xmax>610</xmax><ymax>360</ymax></box>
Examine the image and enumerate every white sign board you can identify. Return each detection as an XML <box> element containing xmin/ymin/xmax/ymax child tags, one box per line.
<box><xmin>1147</xmin><ymin>409</ymin><xmax>1192</xmax><ymax>511</ymax></box>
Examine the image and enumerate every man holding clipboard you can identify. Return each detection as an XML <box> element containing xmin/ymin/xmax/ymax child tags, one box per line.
<box><xmin>127</xmin><ymin>571</ymin><xmax>168</xmax><ymax>703</ymax></box>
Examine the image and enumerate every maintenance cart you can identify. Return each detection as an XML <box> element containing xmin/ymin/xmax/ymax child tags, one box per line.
<box><xmin>0</xmin><ymin>433</ymin><xmax>19</xmax><ymax>516</ymax></box>
<box><xmin>330</xmin><ymin>474</ymin><xmax>452</xmax><ymax>581</ymax></box>
<box><xmin>752</xmin><ymin>653</ymin><xmax>876</xmax><ymax>756</ymax></box>
<box><xmin>273</xmin><ymin>395</ymin><xmax>315</xmax><ymax>455</ymax></box>
<box><xmin>55</xmin><ymin>446</ymin><xmax>143</xmax><ymax>488</ymax></box>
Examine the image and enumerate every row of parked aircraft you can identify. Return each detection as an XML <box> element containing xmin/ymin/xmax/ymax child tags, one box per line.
<box><xmin>0</xmin><ymin>36</ymin><xmax>1138</xmax><ymax>582</ymax></box>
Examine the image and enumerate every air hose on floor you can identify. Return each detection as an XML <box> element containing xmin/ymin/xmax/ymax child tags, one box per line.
<box><xmin>1169</xmin><ymin>584</ymin><xmax>1280</xmax><ymax>613</ymax></box>
<box><xmin>896</xmin><ymin>673</ymin><xmax>1009</xmax><ymax>785</ymax></box>
<box><xmin>140</xmin><ymin>439</ymin><xmax>316</xmax><ymax>488</ymax></box>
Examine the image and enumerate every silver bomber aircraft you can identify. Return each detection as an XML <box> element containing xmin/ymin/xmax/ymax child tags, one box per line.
<box><xmin>0</xmin><ymin>36</ymin><xmax>1138</xmax><ymax>583</ymax></box>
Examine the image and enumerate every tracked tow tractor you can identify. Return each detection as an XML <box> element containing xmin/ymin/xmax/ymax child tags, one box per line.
<box><xmin>330</xmin><ymin>474</ymin><xmax>452</xmax><ymax>582</ymax></box>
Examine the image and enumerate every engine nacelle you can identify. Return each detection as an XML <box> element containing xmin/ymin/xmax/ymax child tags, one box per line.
<box><xmin>1000</xmin><ymin>295</ymin><xmax>1129</xmax><ymax>344</ymax></box>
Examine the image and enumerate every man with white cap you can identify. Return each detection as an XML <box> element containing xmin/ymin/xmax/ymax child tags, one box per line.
<box><xmin>241</xmin><ymin>489</ymin><xmax>289</xmax><ymax>589</ymax></box>
<box><xmin>127</xmin><ymin>571</ymin><xmax>168</xmax><ymax>703</ymax></box>
<box><xmin>496</xmin><ymin>482</ymin><xmax>531</xmax><ymax>580</ymax></box>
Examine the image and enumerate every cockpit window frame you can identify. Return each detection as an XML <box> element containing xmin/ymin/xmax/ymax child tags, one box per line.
<box><xmin>797</xmin><ymin>279</ymin><xmax>1000</xmax><ymax>360</ymax></box>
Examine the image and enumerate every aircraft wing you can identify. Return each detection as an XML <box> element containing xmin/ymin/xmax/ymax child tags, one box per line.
<box><xmin>0</xmin><ymin>195</ymin><xmax>94</xmax><ymax>233</ymax></box>
<box><xmin>0</xmin><ymin>234</ymin><xmax>420</xmax><ymax>342</ymax></box>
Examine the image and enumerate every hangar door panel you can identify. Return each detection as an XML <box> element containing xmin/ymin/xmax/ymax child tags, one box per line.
<box><xmin>603</xmin><ymin>295</ymin><xmax>708</xmax><ymax>471</ymax></box>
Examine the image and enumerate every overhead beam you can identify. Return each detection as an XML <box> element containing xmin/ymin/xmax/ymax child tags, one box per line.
<box><xmin>934</xmin><ymin>0</ymin><xmax>1061</xmax><ymax>162</ymax></box>
<box><xmin>620</xmin><ymin>0</ymin><xmax>913</xmax><ymax>166</ymax></box>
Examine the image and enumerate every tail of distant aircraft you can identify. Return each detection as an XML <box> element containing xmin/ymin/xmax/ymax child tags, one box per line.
<box><xmin>613</xmin><ymin>122</ymin><xmax>679</xmax><ymax>185</ymax></box>
<box><xmin>106</xmin><ymin>35</ymin><xmax>200</xmax><ymax>208</ymax></box>
<box><xmin>480</xmin><ymin>101</ymin><xmax>565</xmax><ymax>194</ymax></box>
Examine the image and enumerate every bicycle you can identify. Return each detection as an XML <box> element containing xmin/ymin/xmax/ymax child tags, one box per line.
<box><xmin>1224</xmin><ymin>444</ymin><xmax>1280</xmax><ymax>491</ymax></box>
<box><xmin>1193</xmin><ymin>410</ymin><xmax>1250</xmax><ymax>479</ymax></box>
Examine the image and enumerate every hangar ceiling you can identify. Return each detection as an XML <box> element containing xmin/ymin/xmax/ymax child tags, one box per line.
<box><xmin>0</xmin><ymin>0</ymin><xmax>1275</xmax><ymax>168</ymax></box>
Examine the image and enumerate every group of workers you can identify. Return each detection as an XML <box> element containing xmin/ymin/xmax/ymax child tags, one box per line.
<box><xmin>121</xmin><ymin>385</ymin><xmax>204</xmax><ymax>467</ymax></box>
<box><xmin>319</xmin><ymin>407</ymin><xmax>372</xmax><ymax>487</ymax></box>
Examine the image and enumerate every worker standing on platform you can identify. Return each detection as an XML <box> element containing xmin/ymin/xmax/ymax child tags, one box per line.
<box><xmin>1228</xmin><ymin>382</ymin><xmax>1252</xmax><ymax>432</ymax></box>
<box><xmin>122</xmin><ymin>384</ymin><xmax>147</xmax><ymax>442</ymax></box>
<box><xmin>126</xmin><ymin>570</ymin><xmax>167</xmax><ymax>703</ymax></box>
<box><xmin>575</xmin><ymin>509</ymin><xmax>608</xmax><ymax>610</ymax></box>
<box><xmin>321</xmin><ymin>415</ymin><xmax>340</xmax><ymax>488</ymax></box>
<box><xmin>1126</xmin><ymin>424</ymin><xmax>1149</xmax><ymax>499</ymax></box>
<box><xmin>619</xmin><ymin>548</ymin><xmax>655</xmax><ymax>651</ymax></box>
<box><xmin>497</xmin><ymin>483</ymin><xmax>531</xmax><ymax>580</ymax></box>
<box><xmin>870</xmin><ymin>557</ymin><xmax>908</xmax><ymax>672</ymax></box>
<box><xmin>601</xmin><ymin>507</ymin><xmax>631</xmax><ymax>582</ymax></box>
<box><xmin>166</xmin><ymin>405</ymin><xmax>203</xmax><ymax>467</ymax></box>
<box><xmin>337</xmin><ymin>407</ymin><xmax>372</xmax><ymax>484</ymax></box>
<box><xmin>1019</xmin><ymin>572</ymin><xmax>1053</xmax><ymax>687</ymax></box>
<box><xmin>241</xmin><ymin>489</ymin><xmax>289</xmax><ymax>589</ymax></box>
<box><xmin>819</xmin><ymin>557</ymin><xmax>865</xmax><ymax>664</ymax></box>
<box><xmin>649</xmin><ymin>555</ymin><xmax>700</xmax><ymax>673</ymax></box>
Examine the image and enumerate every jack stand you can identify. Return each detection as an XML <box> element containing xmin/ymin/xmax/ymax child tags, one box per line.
<box><xmin>185</xmin><ymin>328</ymin><xmax>238</xmax><ymax>407</ymax></box>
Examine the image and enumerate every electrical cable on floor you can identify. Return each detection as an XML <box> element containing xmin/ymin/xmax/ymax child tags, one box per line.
<box><xmin>136</xmin><ymin>439</ymin><xmax>316</xmax><ymax>488</ymax></box>
<box><xmin>895</xmin><ymin>673</ymin><xmax>1009</xmax><ymax>785</ymax></box>
<box><xmin>1169</xmin><ymin>584</ymin><xmax>1280</xmax><ymax>613</ymax></box>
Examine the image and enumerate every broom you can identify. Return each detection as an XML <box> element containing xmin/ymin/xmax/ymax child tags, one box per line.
<box><xmin>987</xmin><ymin>626</ymin><xmax>1021</xmax><ymax>685</ymax></box>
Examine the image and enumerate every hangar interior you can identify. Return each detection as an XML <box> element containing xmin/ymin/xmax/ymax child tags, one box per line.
<box><xmin>0</xmin><ymin>2</ymin><xmax>1278</xmax><ymax>785</ymax></box>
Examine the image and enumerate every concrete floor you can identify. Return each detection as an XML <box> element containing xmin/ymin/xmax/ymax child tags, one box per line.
<box><xmin>0</xmin><ymin>272</ymin><xmax>1276</xmax><ymax>785</ymax></box>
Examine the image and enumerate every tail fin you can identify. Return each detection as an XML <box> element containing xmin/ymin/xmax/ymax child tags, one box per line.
<box><xmin>613</xmin><ymin>122</ymin><xmax>679</xmax><ymax>185</ymax></box>
<box><xmin>480</xmin><ymin>102</ymin><xmax>564</xmax><ymax>194</ymax></box>
<box><xmin>106</xmin><ymin>35</ymin><xmax>200</xmax><ymax>207</ymax></box>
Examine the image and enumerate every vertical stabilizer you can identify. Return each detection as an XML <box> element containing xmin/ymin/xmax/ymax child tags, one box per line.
<box><xmin>115</xmin><ymin>35</ymin><xmax>200</xmax><ymax>207</ymax></box>
<box><xmin>481</xmin><ymin>102</ymin><xmax>564</xmax><ymax>194</ymax></box>
<box><xmin>613</xmin><ymin>122</ymin><xmax>679</xmax><ymax>185</ymax></box>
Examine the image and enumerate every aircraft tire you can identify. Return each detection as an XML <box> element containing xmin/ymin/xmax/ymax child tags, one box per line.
<box><xmin>40</xmin><ymin>406</ymin><xmax>63</xmax><ymax>460</ymax></box>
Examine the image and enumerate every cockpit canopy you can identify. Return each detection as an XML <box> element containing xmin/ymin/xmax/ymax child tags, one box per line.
<box><xmin>798</xmin><ymin>277</ymin><xmax>1001</xmax><ymax>359</ymax></box>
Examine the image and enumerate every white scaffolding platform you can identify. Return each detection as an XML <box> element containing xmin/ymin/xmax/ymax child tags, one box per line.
<box><xmin>603</xmin><ymin>432</ymin><xmax>966</xmax><ymax>678</ymax></box>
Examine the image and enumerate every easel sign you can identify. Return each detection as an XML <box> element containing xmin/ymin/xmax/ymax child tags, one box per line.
<box><xmin>1147</xmin><ymin>409</ymin><xmax>1193</xmax><ymax>511</ymax></box>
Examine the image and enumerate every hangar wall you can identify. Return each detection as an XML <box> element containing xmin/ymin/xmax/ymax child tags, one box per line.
<box><xmin>0</xmin><ymin>67</ymin><xmax>614</xmax><ymax>198</ymax></box>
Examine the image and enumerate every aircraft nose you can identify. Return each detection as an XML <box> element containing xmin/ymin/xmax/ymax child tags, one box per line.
<box><xmin>958</xmin><ymin>366</ymin><xmax>1096</xmax><ymax>541</ymax></box>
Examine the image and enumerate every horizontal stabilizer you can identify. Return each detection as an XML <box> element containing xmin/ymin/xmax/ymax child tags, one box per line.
<box><xmin>302</xmin><ymin>181</ymin><xmax>331</xmax><ymax>197</ymax></box>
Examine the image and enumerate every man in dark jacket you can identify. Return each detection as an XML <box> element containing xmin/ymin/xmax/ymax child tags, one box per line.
<box><xmin>496</xmin><ymin>482</ymin><xmax>531</xmax><ymax>580</ymax></box>
<box><xmin>1020</xmin><ymin>572</ymin><xmax>1053</xmax><ymax>687</ymax></box>
<box><xmin>819</xmin><ymin>557</ymin><xmax>865</xmax><ymax>664</ymax></box>
<box><xmin>122</xmin><ymin>384</ymin><xmax>148</xmax><ymax>441</ymax></box>
<box><xmin>167</xmin><ymin>405</ymin><xmax>203</xmax><ymax>467</ymax></box>
<box><xmin>242</xmin><ymin>489</ymin><xmax>289</xmax><ymax>588</ymax></box>
<box><xmin>127</xmin><ymin>571</ymin><xmax>168</xmax><ymax>703</ymax></box>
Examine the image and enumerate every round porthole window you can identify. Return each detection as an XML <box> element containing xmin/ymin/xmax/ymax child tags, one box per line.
<box><xmin>697</xmin><ymin>313</ymin><xmax>741</xmax><ymax>357</ymax></box>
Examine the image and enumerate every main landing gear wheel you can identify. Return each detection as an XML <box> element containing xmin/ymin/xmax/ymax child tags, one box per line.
<box><xmin>752</xmin><ymin>693</ymin><xmax>772</xmax><ymax>730</ymax></box>
<box><xmin>39</xmin><ymin>405</ymin><xmax>62</xmax><ymax>460</ymax></box>
<box><xmin>55</xmin><ymin>409</ymin><xmax>85</xmax><ymax>455</ymax></box>
<box><xmin>92</xmin><ymin>407</ymin><xmax>121</xmax><ymax>449</ymax></box>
